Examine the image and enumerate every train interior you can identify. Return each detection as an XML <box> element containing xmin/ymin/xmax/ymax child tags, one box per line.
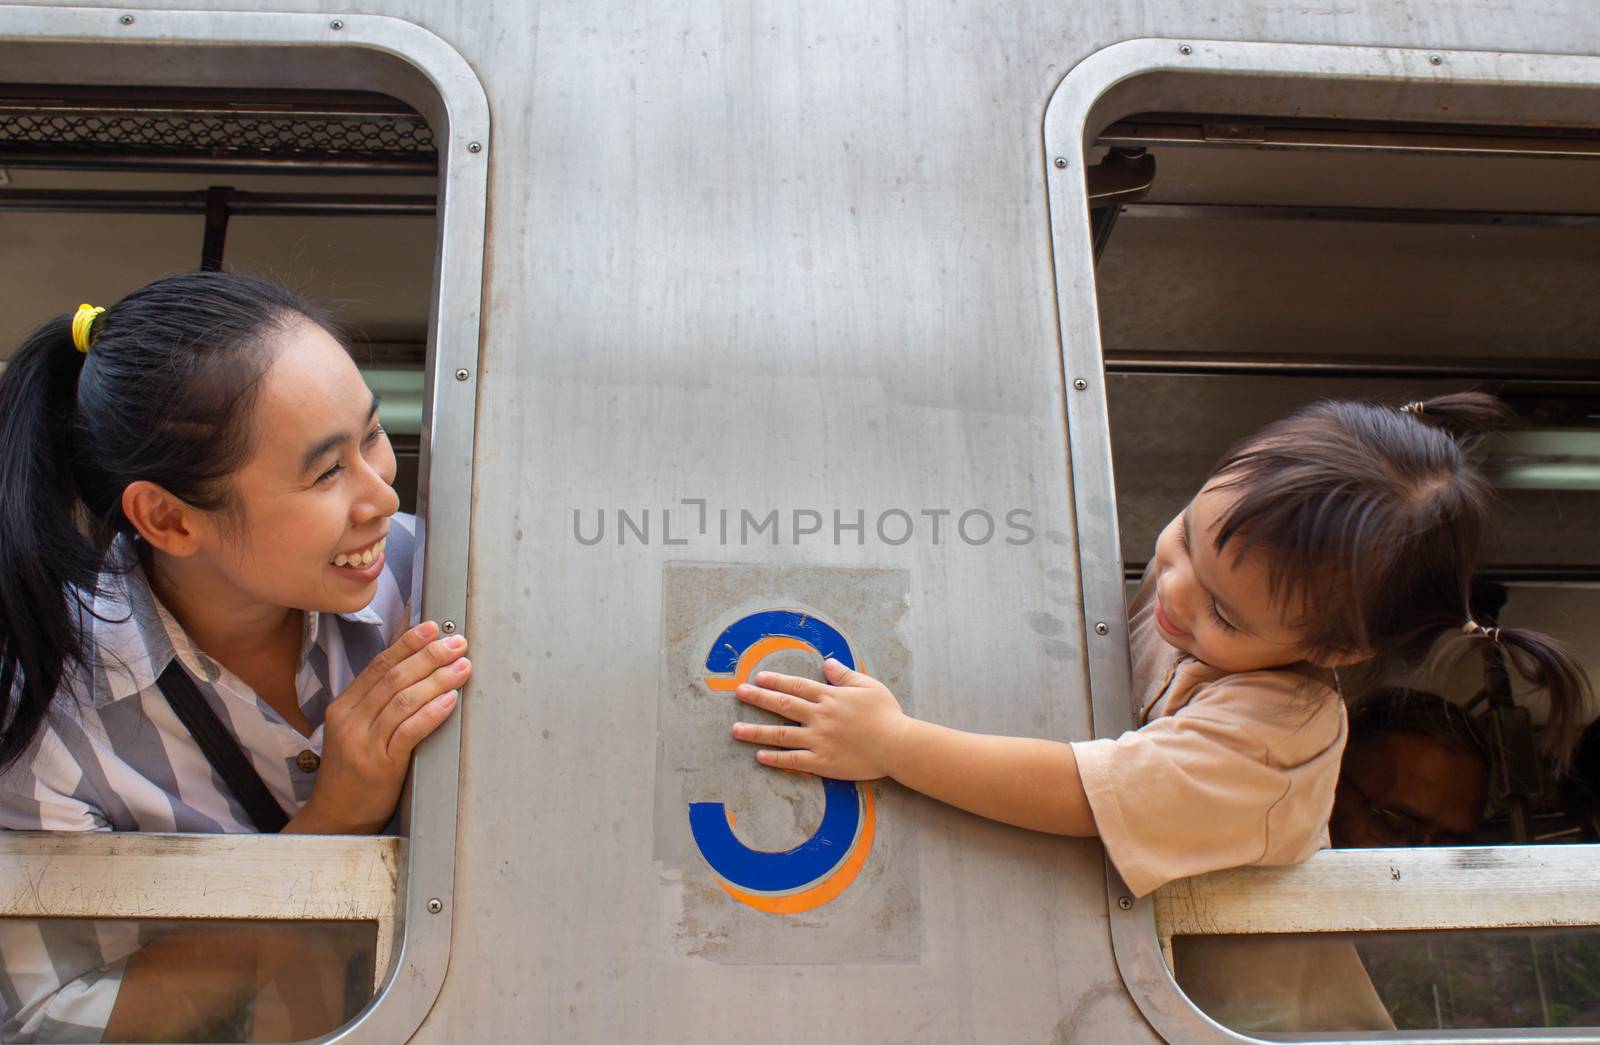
<box><xmin>0</xmin><ymin>85</ymin><xmax>437</xmax><ymax>506</ymax></box>
<box><xmin>2</xmin><ymin>85</ymin><xmax>1598</xmax><ymax>1035</ymax></box>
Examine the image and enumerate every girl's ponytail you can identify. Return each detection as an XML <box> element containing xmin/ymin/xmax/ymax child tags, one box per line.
<box><xmin>0</xmin><ymin>314</ymin><xmax>105</xmax><ymax>768</ymax></box>
<box><xmin>1468</xmin><ymin>625</ymin><xmax>1592</xmax><ymax>767</ymax></box>
<box><xmin>1399</xmin><ymin>391</ymin><xmax>1513</xmax><ymax>441</ymax></box>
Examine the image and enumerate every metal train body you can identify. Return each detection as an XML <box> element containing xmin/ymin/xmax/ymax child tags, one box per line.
<box><xmin>1</xmin><ymin>2</ymin><xmax>1598</xmax><ymax>1042</ymax></box>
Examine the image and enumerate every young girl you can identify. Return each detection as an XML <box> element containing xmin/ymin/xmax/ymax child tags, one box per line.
<box><xmin>0</xmin><ymin>272</ymin><xmax>470</xmax><ymax>1040</ymax></box>
<box><xmin>731</xmin><ymin>393</ymin><xmax>1591</xmax><ymax>898</ymax></box>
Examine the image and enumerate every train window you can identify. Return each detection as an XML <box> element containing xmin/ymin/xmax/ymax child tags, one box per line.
<box><xmin>0</xmin><ymin>12</ymin><xmax>485</xmax><ymax>1045</ymax></box>
<box><xmin>1047</xmin><ymin>41</ymin><xmax>1600</xmax><ymax>1044</ymax></box>
<box><xmin>0</xmin><ymin>834</ymin><xmax>399</xmax><ymax>1042</ymax></box>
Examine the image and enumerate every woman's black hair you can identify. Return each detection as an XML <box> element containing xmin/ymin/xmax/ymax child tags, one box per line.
<box><xmin>0</xmin><ymin>271</ymin><xmax>328</xmax><ymax>769</ymax></box>
<box><xmin>1208</xmin><ymin>392</ymin><xmax>1590</xmax><ymax>766</ymax></box>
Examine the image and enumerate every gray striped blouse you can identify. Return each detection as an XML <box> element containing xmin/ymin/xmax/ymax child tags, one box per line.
<box><xmin>0</xmin><ymin>514</ymin><xmax>421</xmax><ymax>1042</ymax></box>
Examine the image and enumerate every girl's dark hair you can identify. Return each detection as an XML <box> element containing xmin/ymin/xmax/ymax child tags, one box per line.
<box><xmin>1209</xmin><ymin>392</ymin><xmax>1590</xmax><ymax>766</ymax></box>
<box><xmin>0</xmin><ymin>271</ymin><xmax>328</xmax><ymax>769</ymax></box>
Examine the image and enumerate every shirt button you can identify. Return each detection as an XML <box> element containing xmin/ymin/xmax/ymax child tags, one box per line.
<box><xmin>296</xmin><ymin>750</ymin><xmax>322</xmax><ymax>773</ymax></box>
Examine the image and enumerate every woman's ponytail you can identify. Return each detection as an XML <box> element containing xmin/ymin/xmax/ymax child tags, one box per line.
<box><xmin>0</xmin><ymin>314</ymin><xmax>106</xmax><ymax>768</ymax></box>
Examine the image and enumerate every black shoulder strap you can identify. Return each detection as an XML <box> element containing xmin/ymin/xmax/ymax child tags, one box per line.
<box><xmin>155</xmin><ymin>660</ymin><xmax>290</xmax><ymax>833</ymax></box>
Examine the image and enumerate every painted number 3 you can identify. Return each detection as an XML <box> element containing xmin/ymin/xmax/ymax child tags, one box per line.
<box><xmin>691</xmin><ymin>610</ymin><xmax>876</xmax><ymax>914</ymax></box>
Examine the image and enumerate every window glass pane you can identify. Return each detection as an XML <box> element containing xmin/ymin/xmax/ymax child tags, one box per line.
<box><xmin>0</xmin><ymin>918</ymin><xmax>376</xmax><ymax>1043</ymax></box>
<box><xmin>1358</xmin><ymin>927</ymin><xmax>1600</xmax><ymax>1030</ymax></box>
<box><xmin>1172</xmin><ymin>928</ymin><xmax>1600</xmax><ymax>1034</ymax></box>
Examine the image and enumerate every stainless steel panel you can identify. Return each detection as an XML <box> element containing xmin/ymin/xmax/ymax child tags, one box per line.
<box><xmin>439</xmin><ymin>0</ymin><xmax>1122</xmax><ymax>1038</ymax></box>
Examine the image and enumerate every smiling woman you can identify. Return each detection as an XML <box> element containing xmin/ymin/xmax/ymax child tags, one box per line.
<box><xmin>0</xmin><ymin>272</ymin><xmax>470</xmax><ymax>1041</ymax></box>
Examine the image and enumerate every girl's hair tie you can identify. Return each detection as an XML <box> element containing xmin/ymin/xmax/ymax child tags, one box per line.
<box><xmin>1399</xmin><ymin>400</ymin><xmax>1426</xmax><ymax>417</ymax></box>
<box><xmin>1463</xmin><ymin>618</ymin><xmax>1502</xmax><ymax>644</ymax></box>
<box><xmin>71</xmin><ymin>304</ymin><xmax>105</xmax><ymax>354</ymax></box>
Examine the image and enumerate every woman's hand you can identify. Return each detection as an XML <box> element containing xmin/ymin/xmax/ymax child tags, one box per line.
<box><xmin>287</xmin><ymin>621</ymin><xmax>469</xmax><ymax>835</ymax></box>
<box><xmin>732</xmin><ymin>658</ymin><xmax>910</xmax><ymax>780</ymax></box>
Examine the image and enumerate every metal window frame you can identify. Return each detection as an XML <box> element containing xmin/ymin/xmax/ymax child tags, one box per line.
<box><xmin>0</xmin><ymin>8</ymin><xmax>488</xmax><ymax>1043</ymax></box>
<box><xmin>1043</xmin><ymin>38</ymin><xmax>1600</xmax><ymax>1045</ymax></box>
<box><xmin>1153</xmin><ymin>844</ymin><xmax>1600</xmax><ymax>954</ymax></box>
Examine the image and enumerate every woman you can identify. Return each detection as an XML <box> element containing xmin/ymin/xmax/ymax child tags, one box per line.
<box><xmin>0</xmin><ymin>272</ymin><xmax>470</xmax><ymax>1041</ymax></box>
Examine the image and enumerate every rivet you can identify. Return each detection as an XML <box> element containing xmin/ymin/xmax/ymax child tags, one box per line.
<box><xmin>1095</xmin><ymin>622</ymin><xmax>1109</xmax><ymax>636</ymax></box>
<box><xmin>329</xmin><ymin>18</ymin><xmax>344</xmax><ymax>30</ymax></box>
<box><xmin>1428</xmin><ymin>54</ymin><xmax>1443</xmax><ymax>65</ymax></box>
<box><xmin>441</xmin><ymin>620</ymin><xmax>457</xmax><ymax>634</ymax></box>
<box><xmin>1072</xmin><ymin>378</ymin><xmax>1088</xmax><ymax>391</ymax></box>
<box><xmin>119</xmin><ymin>14</ymin><xmax>134</xmax><ymax>25</ymax></box>
<box><xmin>1178</xmin><ymin>44</ymin><xmax>1193</xmax><ymax>56</ymax></box>
<box><xmin>468</xmin><ymin>141</ymin><xmax>483</xmax><ymax>154</ymax></box>
<box><xmin>1118</xmin><ymin>895</ymin><xmax>1134</xmax><ymax>910</ymax></box>
<box><xmin>1053</xmin><ymin>157</ymin><xmax>1068</xmax><ymax>169</ymax></box>
<box><xmin>455</xmin><ymin>368</ymin><xmax>470</xmax><ymax>381</ymax></box>
<box><xmin>427</xmin><ymin>898</ymin><xmax>443</xmax><ymax>914</ymax></box>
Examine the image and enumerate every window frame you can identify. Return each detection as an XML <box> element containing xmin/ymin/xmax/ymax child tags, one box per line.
<box><xmin>0</xmin><ymin>7</ymin><xmax>488</xmax><ymax>1043</ymax></box>
<box><xmin>1043</xmin><ymin>37</ymin><xmax>1600</xmax><ymax>1045</ymax></box>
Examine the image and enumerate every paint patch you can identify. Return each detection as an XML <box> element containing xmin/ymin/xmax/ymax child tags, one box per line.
<box><xmin>654</xmin><ymin>563</ymin><xmax>920</xmax><ymax>964</ymax></box>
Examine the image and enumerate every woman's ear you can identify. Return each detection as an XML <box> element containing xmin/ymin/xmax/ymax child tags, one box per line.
<box><xmin>121</xmin><ymin>481</ymin><xmax>202</xmax><ymax>556</ymax></box>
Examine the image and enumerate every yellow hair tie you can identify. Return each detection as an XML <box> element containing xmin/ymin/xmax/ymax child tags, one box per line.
<box><xmin>71</xmin><ymin>303</ymin><xmax>105</xmax><ymax>354</ymax></box>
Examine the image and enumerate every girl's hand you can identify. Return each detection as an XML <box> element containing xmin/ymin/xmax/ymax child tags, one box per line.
<box><xmin>732</xmin><ymin>658</ymin><xmax>910</xmax><ymax>781</ymax></box>
<box><xmin>290</xmin><ymin>621</ymin><xmax>470</xmax><ymax>834</ymax></box>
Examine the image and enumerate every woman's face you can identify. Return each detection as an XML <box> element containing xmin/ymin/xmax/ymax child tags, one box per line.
<box><xmin>1147</xmin><ymin>479</ymin><xmax>1333</xmax><ymax>674</ymax></box>
<box><xmin>203</xmin><ymin>317</ymin><xmax>399</xmax><ymax>616</ymax></box>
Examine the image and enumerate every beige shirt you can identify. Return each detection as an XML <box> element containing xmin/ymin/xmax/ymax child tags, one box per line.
<box><xmin>1071</xmin><ymin>572</ymin><xmax>1348</xmax><ymax>898</ymax></box>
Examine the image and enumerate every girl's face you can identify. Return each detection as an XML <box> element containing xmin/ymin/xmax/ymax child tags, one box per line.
<box><xmin>202</xmin><ymin>318</ymin><xmax>399</xmax><ymax>616</ymax></box>
<box><xmin>1148</xmin><ymin>478</ymin><xmax>1340</xmax><ymax>674</ymax></box>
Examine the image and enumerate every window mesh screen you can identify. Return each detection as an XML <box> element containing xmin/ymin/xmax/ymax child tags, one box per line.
<box><xmin>0</xmin><ymin>90</ymin><xmax>436</xmax><ymax>170</ymax></box>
